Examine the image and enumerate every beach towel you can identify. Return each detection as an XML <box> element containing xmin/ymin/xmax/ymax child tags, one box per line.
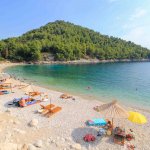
<box><xmin>86</xmin><ymin>118</ymin><xmax>106</xmax><ymax>126</ymax></box>
<box><xmin>0</xmin><ymin>90</ymin><xmax>10</xmax><ymax>95</ymax></box>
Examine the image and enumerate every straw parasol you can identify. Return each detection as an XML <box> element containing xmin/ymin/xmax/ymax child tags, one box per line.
<box><xmin>94</xmin><ymin>100</ymin><xmax>129</xmax><ymax>127</ymax></box>
<box><xmin>0</xmin><ymin>73</ymin><xmax>10</xmax><ymax>81</ymax></box>
<box><xmin>21</xmin><ymin>84</ymin><xmax>35</xmax><ymax>94</ymax></box>
<box><xmin>128</xmin><ymin>111</ymin><xmax>147</xmax><ymax>124</ymax></box>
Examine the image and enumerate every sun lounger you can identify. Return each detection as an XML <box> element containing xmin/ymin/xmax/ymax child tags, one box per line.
<box><xmin>45</xmin><ymin>106</ymin><xmax>62</xmax><ymax>117</ymax></box>
<box><xmin>29</xmin><ymin>92</ymin><xmax>42</xmax><ymax>97</ymax></box>
<box><xmin>60</xmin><ymin>93</ymin><xmax>72</xmax><ymax>99</ymax></box>
<box><xmin>39</xmin><ymin>104</ymin><xmax>55</xmax><ymax>114</ymax></box>
<box><xmin>86</xmin><ymin>118</ymin><xmax>107</xmax><ymax>126</ymax></box>
<box><xmin>40</xmin><ymin>104</ymin><xmax>55</xmax><ymax>109</ymax></box>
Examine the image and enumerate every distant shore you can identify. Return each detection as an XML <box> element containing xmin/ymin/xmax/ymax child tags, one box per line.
<box><xmin>31</xmin><ymin>58</ymin><xmax>150</xmax><ymax>64</ymax></box>
<box><xmin>1</xmin><ymin>58</ymin><xmax>150</xmax><ymax>65</ymax></box>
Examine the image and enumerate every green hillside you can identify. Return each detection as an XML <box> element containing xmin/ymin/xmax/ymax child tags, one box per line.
<box><xmin>0</xmin><ymin>20</ymin><xmax>150</xmax><ymax>62</ymax></box>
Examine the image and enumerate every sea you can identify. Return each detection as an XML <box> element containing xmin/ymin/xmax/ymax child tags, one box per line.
<box><xmin>5</xmin><ymin>62</ymin><xmax>150</xmax><ymax>110</ymax></box>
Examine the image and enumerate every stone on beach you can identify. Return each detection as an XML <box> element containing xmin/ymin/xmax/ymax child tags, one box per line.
<box><xmin>29</xmin><ymin>119</ymin><xmax>38</xmax><ymax>127</ymax></box>
<box><xmin>14</xmin><ymin>128</ymin><xmax>26</xmax><ymax>134</ymax></box>
<box><xmin>21</xmin><ymin>144</ymin><xmax>28</xmax><ymax>150</ymax></box>
<box><xmin>70</xmin><ymin>143</ymin><xmax>82</xmax><ymax>150</ymax></box>
<box><xmin>13</xmin><ymin>120</ymin><xmax>20</xmax><ymax>125</ymax></box>
<box><xmin>5</xmin><ymin>109</ymin><xmax>11</xmax><ymax>113</ymax></box>
<box><xmin>28</xmin><ymin>144</ymin><xmax>37</xmax><ymax>150</ymax></box>
<box><xmin>34</xmin><ymin>140</ymin><xmax>43</xmax><ymax>148</ymax></box>
<box><xmin>0</xmin><ymin>143</ymin><xmax>20</xmax><ymax>150</ymax></box>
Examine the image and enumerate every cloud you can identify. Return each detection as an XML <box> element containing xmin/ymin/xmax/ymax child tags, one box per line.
<box><xmin>122</xmin><ymin>26</ymin><xmax>150</xmax><ymax>48</ymax></box>
<box><xmin>130</xmin><ymin>8</ymin><xmax>147</xmax><ymax>20</ymax></box>
<box><xmin>121</xmin><ymin>7</ymin><xmax>150</xmax><ymax>48</ymax></box>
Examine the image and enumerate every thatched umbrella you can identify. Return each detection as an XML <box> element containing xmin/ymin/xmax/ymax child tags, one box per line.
<box><xmin>21</xmin><ymin>84</ymin><xmax>35</xmax><ymax>94</ymax></box>
<box><xmin>94</xmin><ymin>100</ymin><xmax>129</xmax><ymax>127</ymax></box>
<box><xmin>0</xmin><ymin>73</ymin><xmax>10</xmax><ymax>81</ymax></box>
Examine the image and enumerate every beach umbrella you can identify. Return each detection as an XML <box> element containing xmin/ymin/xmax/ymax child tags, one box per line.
<box><xmin>94</xmin><ymin>100</ymin><xmax>129</xmax><ymax>126</ymax></box>
<box><xmin>21</xmin><ymin>84</ymin><xmax>35</xmax><ymax>94</ymax></box>
<box><xmin>128</xmin><ymin>111</ymin><xmax>147</xmax><ymax>124</ymax></box>
<box><xmin>0</xmin><ymin>73</ymin><xmax>10</xmax><ymax>81</ymax></box>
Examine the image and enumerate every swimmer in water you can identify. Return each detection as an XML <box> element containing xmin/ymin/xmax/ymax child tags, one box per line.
<box><xmin>86</xmin><ymin>86</ymin><xmax>91</xmax><ymax>90</ymax></box>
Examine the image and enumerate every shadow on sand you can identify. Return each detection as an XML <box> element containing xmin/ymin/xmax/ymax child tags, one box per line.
<box><xmin>71</xmin><ymin>127</ymin><xmax>104</xmax><ymax>149</ymax></box>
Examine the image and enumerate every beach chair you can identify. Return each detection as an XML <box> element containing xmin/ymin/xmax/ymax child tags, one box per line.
<box><xmin>45</xmin><ymin>106</ymin><xmax>62</xmax><ymax>117</ymax></box>
<box><xmin>39</xmin><ymin>104</ymin><xmax>55</xmax><ymax>114</ymax></box>
<box><xmin>86</xmin><ymin>118</ymin><xmax>107</xmax><ymax>126</ymax></box>
<box><xmin>60</xmin><ymin>93</ymin><xmax>72</xmax><ymax>99</ymax></box>
<box><xmin>29</xmin><ymin>91</ymin><xmax>42</xmax><ymax>97</ymax></box>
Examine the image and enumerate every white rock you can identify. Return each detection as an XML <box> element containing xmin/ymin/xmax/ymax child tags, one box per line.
<box><xmin>70</xmin><ymin>143</ymin><xmax>81</xmax><ymax>150</ymax></box>
<box><xmin>14</xmin><ymin>128</ymin><xmax>26</xmax><ymax>134</ymax></box>
<box><xmin>21</xmin><ymin>144</ymin><xmax>28</xmax><ymax>150</ymax></box>
<box><xmin>0</xmin><ymin>143</ymin><xmax>18</xmax><ymax>150</ymax></box>
<box><xmin>56</xmin><ymin>137</ymin><xmax>60</xmax><ymax>140</ymax></box>
<box><xmin>65</xmin><ymin>137</ymin><xmax>72</xmax><ymax>142</ymax></box>
<box><xmin>13</xmin><ymin>120</ymin><xmax>20</xmax><ymax>125</ymax></box>
<box><xmin>61</xmin><ymin>138</ymin><xmax>66</xmax><ymax>143</ymax></box>
<box><xmin>5</xmin><ymin>109</ymin><xmax>11</xmax><ymax>113</ymax></box>
<box><xmin>51</xmin><ymin>140</ymin><xmax>55</xmax><ymax>144</ymax></box>
<box><xmin>29</xmin><ymin>119</ymin><xmax>38</xmax><ymax>127</ymax></box>
<box><xmin>9</xmin><ymin>119</ymin><xmax>14</xmax><ymax>123</ymax></box>
<box><xmin>28</xmin><ymin>144</ymin><xmax>37</xmax><ymax>150</ymax></box>
<box><xmin>34</xmin><ymin>140</ymin><xmax>42</xmax><ymax>148</ymax></box>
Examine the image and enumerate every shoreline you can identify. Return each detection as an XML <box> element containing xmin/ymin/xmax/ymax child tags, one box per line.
<box><xmin>38</xmin><ymin>58</ymin><xmax>150</xmax><ymax>65</ymax></box>
<box><xmin>1</xmin><ymin>58</ymin><xmax>150</xmax><ymax>65</ymax></box>
<box><xmin>3</xmin><ymin>62</ymin><xmax>150</xmax><ymax>113</ymax></box>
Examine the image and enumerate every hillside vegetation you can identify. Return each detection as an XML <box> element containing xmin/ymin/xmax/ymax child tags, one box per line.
<box><xmin>0</xmin><ymin>20</ymin><xmax>150</xmax><ymax>62</ymax></box>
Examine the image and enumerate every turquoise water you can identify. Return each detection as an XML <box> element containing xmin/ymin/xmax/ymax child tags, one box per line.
<box><xmin>5</xmin><ymin>62</ymin><xmax>150</xmax><ymax>109</ymax></box>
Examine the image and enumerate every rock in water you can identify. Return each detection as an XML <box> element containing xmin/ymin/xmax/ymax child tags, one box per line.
<box><xmin>34</xmin><ymin>140</ymin><xmax>42</xmax><ymax>148</ymax></box>
<box><xmin>29</xmin><ymin>119</ymin><xmax>38</xmax><ymax>127</ymax></box>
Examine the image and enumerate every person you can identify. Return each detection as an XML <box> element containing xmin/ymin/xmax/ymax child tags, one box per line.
<box><xmin>107</xmin><ymin>121</ymin><xmax>112</xmax><ymax>129</ymax></box>
<box><xmin>104</xmin><ymin>120</ymin><xmax>112</xmax><ymax>130</ymax></box>
<box><xmin>86</xmin><ymin>86</ymin><xmax>91</xmax><ymax>90</ymax></box>
<box><xmin>19</xmin><ymin>98</ymin><xmax>26</xmax><ymax>107</ymax></box>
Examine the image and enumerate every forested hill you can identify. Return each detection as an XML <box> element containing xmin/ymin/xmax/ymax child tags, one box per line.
<box><xmin>0</xmin><ymin>20</ymin><xmax>150</xmax><ymax>62</ymax></box>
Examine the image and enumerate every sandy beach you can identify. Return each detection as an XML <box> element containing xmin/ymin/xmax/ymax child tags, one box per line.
<box><xmin>0</xmin><ymin>63</ymin><xmax>150</xmax><ymax>150</ymax></box>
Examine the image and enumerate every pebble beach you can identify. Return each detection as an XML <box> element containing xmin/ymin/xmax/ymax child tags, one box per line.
<box><xmin>0</xmin><ymin>63</ymin><xmax>150</xmax><ymax>150</ymax></box>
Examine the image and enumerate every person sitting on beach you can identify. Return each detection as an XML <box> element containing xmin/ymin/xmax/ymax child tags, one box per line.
<box><xmin>19</xmin><ymin>98</ymin><xmax>27</xmax><ymax>107</ymax></box>
<box><xmin>104</xmin><ymin>120</ymin><xmax>112</xmax><ymax>130</ymax></box>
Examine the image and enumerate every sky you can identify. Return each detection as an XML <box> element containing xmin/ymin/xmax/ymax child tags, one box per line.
<box><xmin>0</xmin><ymin>0</ymin><xmax>150</xmax><ymax>48</ymax></box>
